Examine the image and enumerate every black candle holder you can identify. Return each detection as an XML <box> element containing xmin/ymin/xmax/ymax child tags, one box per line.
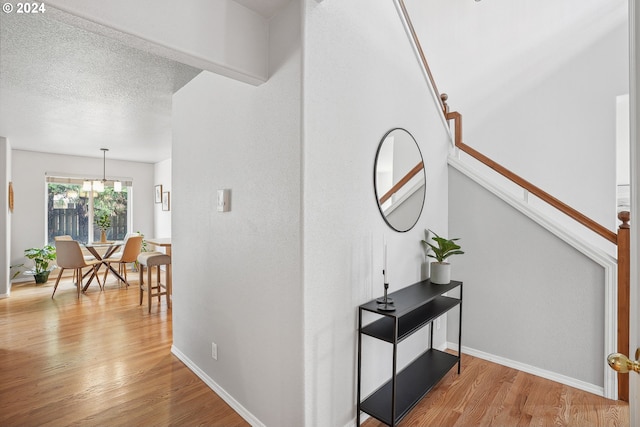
<box><xmin>376</xmin><ymin>278</ymin><xmax>395</xmax><ymax>311</ymax></box>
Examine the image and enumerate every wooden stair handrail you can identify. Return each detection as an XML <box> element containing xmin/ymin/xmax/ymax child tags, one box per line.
<box><xmin>617</xmin><ymin>210</ymin><xmax>630</xmax><ymax>401</ymax></box>
<box><xmin>398</xmin><ymin>0</ymin><xmax>629</xmax><ymax>399</ymax></box>
<box><xmin>446</xmin><ymin>111</ymin><xmax>617</xmax><ymax>245</ymax></box>
<box><xmin>398</xmin><ymin>0</ymin><xmax>445</xmax><ymax>113</ymax></box>
<box><xmin>447</xmin><ymin>107</ymin><xmax>630</xmax><ymax>402</ymax></box>
<box><xmin>379</xmin><ymin>161</ymin><xmax>424</xmax><ymax>205</ymax></box>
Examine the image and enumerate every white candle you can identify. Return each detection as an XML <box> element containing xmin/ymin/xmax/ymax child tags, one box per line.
<box><xmin>383</xmin><ymin>239</ymin><xmax>388</xmax><ymax>284</ymax></box>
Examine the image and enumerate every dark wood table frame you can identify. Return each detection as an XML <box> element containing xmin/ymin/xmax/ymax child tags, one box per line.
<box><xmin>82</xmin><ymin>241</ymin><xmax>125</xmax><ymax>291</ymax></box>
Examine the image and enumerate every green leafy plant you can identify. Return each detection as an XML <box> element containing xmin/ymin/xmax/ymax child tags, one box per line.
<box><xmin>96</xmin><ymin>211</ymin><xmax>112</xmax><ymax>231</ymax></box>
<box><xmin>421</xmin><ymin>229</ymin><xmax>464</xmax><ymax>263</ymax></box>
<box><xmin>24</xmin><ymin>245</ymin><xmax>57</xmax><ymax>274</ymax></box>
<box><xmin>133</xmin><ymin>231</ymin><xmax>148</xmax><ymax>271</ymax></box>
<box><xmin>138</xmin><ymin>231</ymin><xmax>148</xmax><ymax>253</ymax></box>
<box><xmin>10</xmin><ymin>263</ymin><xmax>24</xmax><ymax>280</ymax></box>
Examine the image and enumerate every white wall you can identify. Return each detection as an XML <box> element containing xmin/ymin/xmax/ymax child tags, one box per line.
<box><xmin>46</xmin><ymin>0</ymin><xmax>268</xmax><ymax>85</ymax></box>
<box><xmin>153</xmin><ymin>158</ymin><xmax>171</xmax><ymax>239</ymax></box>
<box><xmin>172</xmin><ymin>1</ymin><xmax>452</xmax><ymax>425</ymax></box>
<box><xmin>0</xmin><ymin>138</ymin><xmax>10</xmax><ymax>297</ymax></box>
<box><xmin>449</xmin><ymin>168</ymin><xmax>606</xmax><ymax>392</ymax></box>
<box><xmin>10</xmin><ymin>150</ymin><xmax>154</xmax><ymax>280</ymax></box>
<box><xmin>302</xmin><ymin>1</ymin><xmax>451</xmax><ymax>425</ymax></box>
<box><xmin>617</xmin><ymin>94</ymin><xmax>630</xmax><ymax>187</ymax></box>
<box><xmin>407</xmin><ymin>0</ymin><xmax>628</xmax><ymax>234</ymax></box>
<box><xmin>171</xmin><ymin>2</ymin><xmax>303</xmax><ymax>426</ymax></box>
<box><xmin>467</xmin><ymin>25</ymin><xmax>628</xmax><ymax>232</ymax></box>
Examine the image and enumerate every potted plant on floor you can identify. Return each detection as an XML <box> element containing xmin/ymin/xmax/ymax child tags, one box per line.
<box><xmin>422</xmin><ymin>229</ymin><xmax>464</xmax><ymax>284</ymax></box>
<box><xmin>24</xmin><ymin>245</ymin><xmax>57</xmax><ymax>284</ymax></box>
<box><xmin>132</xmin><ymin>231</ymin><xmax>148</xmax><ymax>272</ymax></box>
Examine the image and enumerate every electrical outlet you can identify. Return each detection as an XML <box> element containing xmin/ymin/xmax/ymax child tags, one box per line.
<box><xmin>436</xmin><ymin>317</ymin><xmax>441</xmax><ymax>330</ymax></box>
<box><xmin>211</xmin><ymin>342</ymin><xmax>218</xmax><ymax>360</ymax></box>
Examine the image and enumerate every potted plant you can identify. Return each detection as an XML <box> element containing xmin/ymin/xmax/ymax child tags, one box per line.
<box><xmin>132</xmin><ymin>231</ymin><xmax>148</xmax><ymax>272</ymax></box>
<box><xmin>24</xmin><ymin>245</ymin><xmax>57</xmax><ymax>284</ymax></box>
<box><xmin>422</xmin><ymin>229</ymin><xmax>464</xmax><ymax>284</ymax></box>
<box><xmin>96</xmin><ymin>211</ymin><xmax>112</xmax><ymax>243</ymax></box>
<box><xmin>9</xmin><ymin>263</ymin><xmax>24</xmax><ymax>281</ymax></box>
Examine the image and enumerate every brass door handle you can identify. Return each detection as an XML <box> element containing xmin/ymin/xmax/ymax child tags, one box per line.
<box><xmin>608</xmin><ymin>348</ymin><xmax>640</xmax><ymax>374</ymax></box>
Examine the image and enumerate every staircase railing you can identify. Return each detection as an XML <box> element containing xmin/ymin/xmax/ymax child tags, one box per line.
<box><xmin>397</xmin><ymin>0</ymin><xmax>631</xmax><ymax>401</ymax></box>
<box><xmin>445</xmin><ymin>106</ymin><xmax>631</xmax><ymax>401</ymax></box>
<box><xmin>379</xmin><ymin>161</ymin><xmax>424</xmax><ymax>205</ymax></box>
<box><xmin>445</xmin><ymin>109</ymin><xmax>618</xmax><ymax>244</ymax></box>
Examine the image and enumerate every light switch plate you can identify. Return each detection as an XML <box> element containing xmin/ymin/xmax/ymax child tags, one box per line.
<box><xmin>217</xmin><ymin>189</ymin><xmax>230</xmax><ymax>212</ymax></box>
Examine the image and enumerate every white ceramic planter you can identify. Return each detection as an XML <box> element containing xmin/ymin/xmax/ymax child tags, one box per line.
<box><xmin>430</xmin><ymin>262</ymin><xmax>451</xmax><ymax>284</ymax></box>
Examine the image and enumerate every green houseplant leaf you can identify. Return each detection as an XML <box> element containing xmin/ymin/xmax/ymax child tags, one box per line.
<box><xmin>24</xmin><ymin>245</ymin><xmax>57</xmax><ymax>274</ymax></box>
<box><xmin>95</xmin><ymin>211</ymin><xmax>112</xmax><ymax>231</ymax></box>
<box><xmin>421</xmin><ymin>229</ymin><xmax>464</xmax><ymax>263</ymax></box>
<box><xmin>9</xmin><ymin>263</ymin><xmax>24</xmax><ymax>280</ymax></box>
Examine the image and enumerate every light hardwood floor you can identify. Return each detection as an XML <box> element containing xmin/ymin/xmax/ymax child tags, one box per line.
<box><xmin>0</xmin><ymin>277</ymin><xmax>630</xmax><ymax>426</ymax></box>
<box><xmin>362</xmin><ymin>353</ymin><xmax>629</xmax><ymax>427</ymax></box>
<box><xmin>0</xmin><ymin>275</ymin><xmax>249</xmax><ymax>427</ymax></box>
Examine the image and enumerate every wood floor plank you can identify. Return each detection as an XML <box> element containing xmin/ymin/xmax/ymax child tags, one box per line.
<box><xmin>362</xmin><ymin>354</ymin><xmax>629</xmax><ymax>427</ymax></box>
<box><xmin>0</xmin><ymin>277</ymin><xmax>249</xmax><ymax>427</ymax></box>
<box><xmin>474</xmin><ymin>360</ymin><xmax>519</xmax><ymax>426</ymax></box>
<box><xmin>489</xmin><ymin>371</ymin><xmax>534</xmax><ymax>426</ymax></box>
<box><xmin>2</xmin><ymin>278</ymin><xmax>632</xmax><ymax>427</ymax></box>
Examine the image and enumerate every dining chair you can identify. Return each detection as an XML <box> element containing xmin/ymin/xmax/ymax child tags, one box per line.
<box><xmin>52</xmin><ymin>240</ymin><xmax>102</xmax><ymax>298</ymax></box>
<box><xmin>102</xmin><ymin>232</ymin><xmax>139</xmax><ymax>261</ymax></box>
<box><xmin>55</xmin><ymin>235</ymin><xmax>97</xmax><ymax>261</ymax></box>
<box><xmin>101</xmin><ymin>235</ymin><xmax>143</xmax><ymax>287</ymax></box>
<box><xmin>54</xmin><ymin>235</ymin><xmax>98</xmax><ymax>283</ymax></box>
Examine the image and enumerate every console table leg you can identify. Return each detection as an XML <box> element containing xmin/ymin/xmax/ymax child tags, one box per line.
<box><xmin>391</xmin><ymin>317</ymin><xmax>398</xmax><ymax>426</ymax></box>
<box><xmin>357</xmin><ymin>308</ymin><xmax>362</xmax><ymax>426</ymax></box>
<box><xmin>458</xmin><ymin>283</ymin><xmax>463</xmax><ymax>374</ymax></box>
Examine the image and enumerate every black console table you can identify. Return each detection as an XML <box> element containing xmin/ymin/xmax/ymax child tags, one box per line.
<box><xmin>357</xmin><ymin>279</ymin><xmax>463</xmax><ymax>426</ymax></box>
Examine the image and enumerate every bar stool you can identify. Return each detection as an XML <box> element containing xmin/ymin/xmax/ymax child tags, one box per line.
<box><xmin>137</xmin><ymin>251</ymin><xmax>172</xmax><ymax>313</ymax></box>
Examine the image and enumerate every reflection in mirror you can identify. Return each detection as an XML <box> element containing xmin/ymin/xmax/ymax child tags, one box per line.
<box><xmin>374</xmin><ymin>128</ymin><xmax>426</xmax><ymax>232</ymax></box>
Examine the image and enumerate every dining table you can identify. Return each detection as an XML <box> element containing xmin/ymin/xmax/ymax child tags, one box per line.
<box><xmin>82</xmin><ymin>240</ymin><xmax>125</xmax><ymax>291</ymax></box>
<box><xmin>145</xmin><ymin>237</ymin><xmax>171</xmax><ymax>256</ymax></box>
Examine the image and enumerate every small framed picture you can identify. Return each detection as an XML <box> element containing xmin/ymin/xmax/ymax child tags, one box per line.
<box><xmin>155</xmin><ymin>185</ymin><xmax>163</xmax><ymax>203</ymax></box>
<box><xmin>8</xmin><ymin>182</ymin><xmax>13</xmax><ymax>213</ymax></box>
<box><xmin>162</xmin><ymin>192</ymin><xmax>170</xmax><ymax>211</ymax></box>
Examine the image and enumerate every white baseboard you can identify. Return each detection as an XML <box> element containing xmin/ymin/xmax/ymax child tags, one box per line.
<box><xmin>170</xmin><ymin>345</ymin><xmax>265</xmax><ymax>427</ymax></box>
<box><xmin>452</xmin><ymin>343</ymin><xmax>605</xmax><ymax>397</ymax></box>
<box><xmin>0</xmin><ymin>292</ymin><xmax>8</xmax><ymax>299</ymax></box>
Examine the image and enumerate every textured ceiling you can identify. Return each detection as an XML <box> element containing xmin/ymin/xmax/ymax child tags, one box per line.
<box><xmin>0</xmin><ymin>10</ymin><xmax>202</xmax><ymax>163</ymax></box>
<box><xmin>0</xmin><ymin>0</ymin><xmax>292</xmax><ymax>163</ymax></box>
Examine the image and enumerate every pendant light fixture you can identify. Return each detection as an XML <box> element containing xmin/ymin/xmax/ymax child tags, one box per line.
<box><xmin>84</xmin><ymin>148</ymin><xmax>121</xmax><ymax>192</ymax></box>
<box><xmin>94</xmin><ymin>148</ymin><xmax>109</xmax><ymax>193</ymax></box>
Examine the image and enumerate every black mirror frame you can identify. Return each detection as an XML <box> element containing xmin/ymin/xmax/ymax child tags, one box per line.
<box><xmin>373</xmin><ymin>128</ymin><xmax>426</xmax><ymax>233</ymax></box>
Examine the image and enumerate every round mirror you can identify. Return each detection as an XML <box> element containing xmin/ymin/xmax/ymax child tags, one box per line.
<box><xmin>374</xmin><ymin>128</ymin><xmax>426</xmax><ymax>232</ymax></box>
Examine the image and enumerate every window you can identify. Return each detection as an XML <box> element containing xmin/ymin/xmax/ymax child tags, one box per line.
<box><xmin>46</xmin><ymin>177</ymin><xmax>131</xmax><ymax>244</ymax></box>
